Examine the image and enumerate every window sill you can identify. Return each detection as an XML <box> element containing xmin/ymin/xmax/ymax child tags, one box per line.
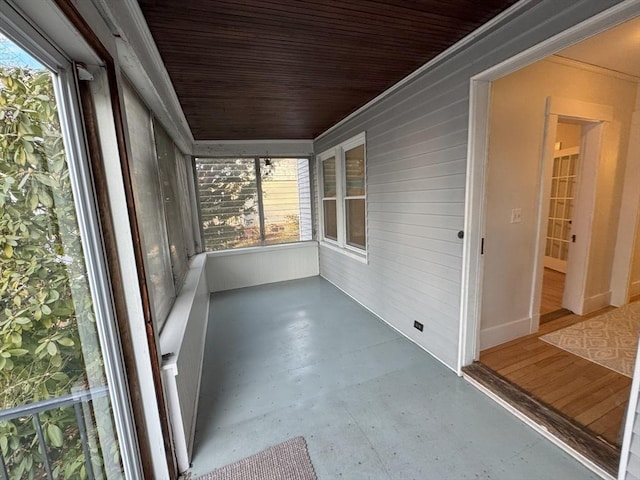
<box><xmin>206</xmin><ymin>240</ymin><xmax>318</xmax><ymax>258</ymax></box>
<box><xmin>319</xmin><ymin>241</ymin><xmax>368</xmax><ymax>264</ymax></box>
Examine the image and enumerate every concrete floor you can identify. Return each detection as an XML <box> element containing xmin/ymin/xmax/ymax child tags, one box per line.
<box><xmin>191</xmin><ymin>276</ymin><xmax>600</xmax><ymax>479</ymax></box>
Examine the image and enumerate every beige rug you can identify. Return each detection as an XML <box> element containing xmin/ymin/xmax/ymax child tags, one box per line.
<box><xmin>197</xmin><ymin>437</ymin><xmax>317</xmax><ymax>480</ymax></box>
<box><xmin>540</xmin><ymin>301</ymin><xmax>640</xmax><ymax>377</ymax></box>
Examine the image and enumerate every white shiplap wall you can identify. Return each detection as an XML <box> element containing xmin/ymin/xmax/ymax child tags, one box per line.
<box><xmin>313</xmin><ymin>0</ymin><xmax>623</xmax><ymax>370</ymax></box>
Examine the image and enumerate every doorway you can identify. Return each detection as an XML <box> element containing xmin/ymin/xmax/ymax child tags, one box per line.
<box><xmin>460</xmin><ymin>8</ymin><xmax>640</xmax><ymax>477</ymax></box>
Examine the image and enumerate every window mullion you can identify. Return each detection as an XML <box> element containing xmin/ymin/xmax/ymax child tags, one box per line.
<box><xmin>255</xmin><ymin>157</ymin><xmax>266</xmax><ymax>244</ymax></box>
<box><xmin>336</xmin><ymin>147</ymin><xmax>346</xmax><ymax>246</ymax></box>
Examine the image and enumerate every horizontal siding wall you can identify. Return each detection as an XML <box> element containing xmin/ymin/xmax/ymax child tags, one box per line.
<box><xmin>313</xmin><ymin>0</ymin><xmax>622</xmax><ymax>370</ymax></box>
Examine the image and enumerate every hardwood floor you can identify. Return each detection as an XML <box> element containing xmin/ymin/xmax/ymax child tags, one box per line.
<box><xmin>480</xmin><ymin>306</ymin><xmax>632</xmax><ymax>446</ymax></box>
<box><xmin>541</xmin><ymin>267</ymin><xmax>565</xmax><ymax>315</ymax></box>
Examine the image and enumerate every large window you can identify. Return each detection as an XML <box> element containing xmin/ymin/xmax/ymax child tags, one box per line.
<box><xmin>319</xmin><ymin>132</ymin><xmax>367</xmax><ymax>256</ymax></box>
<box><xmin>0</xmin><ymin>20</ymin><xmax>139</xmax><ymax>479</ymax></box>
<box><xmin>196</xmin><ymin>157</ymin><xmax>313</xmax><ymax>251</ymax></box>
<box><xmin>122</xmin><ymin>82</ymin><xmax>200</xmax><ymax>331</ymax></box>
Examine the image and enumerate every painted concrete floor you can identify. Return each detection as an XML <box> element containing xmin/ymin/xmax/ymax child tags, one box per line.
<box><xmin>191</xmin><ymin>276</ymin><xmax>600</xmax><ymax>479</ymax></box>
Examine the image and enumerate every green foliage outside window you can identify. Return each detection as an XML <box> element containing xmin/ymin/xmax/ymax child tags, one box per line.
<box><xmin>0</xmin><ymin>67</ymin><xmax>120</xmax><ymax>479</ymax></box>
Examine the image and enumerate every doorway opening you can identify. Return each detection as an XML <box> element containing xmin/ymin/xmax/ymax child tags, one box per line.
<box><xmin>460</xmin><ymin>10</ymin><xmax>640</xmax><ymax>477</ymax></box>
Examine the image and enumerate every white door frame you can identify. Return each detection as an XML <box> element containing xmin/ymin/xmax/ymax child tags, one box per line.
<box><xmin>611</xmin><ymin>106</ymin><xmax>640</xmax><ymax>306</ymax></box>
<box><xmin>534</xmin><ymin>99</ymin><xmax>612</xmax><ymax>319</ymax></box>
<box><xmin>458</xmin><ymin>1</ymin><xmax>640</xmax><ymax>372</ymax></box>
<box><xmin>458</xmin><ymin>2</ymin><xmax>640</xmax><ymax>479</ymax></box>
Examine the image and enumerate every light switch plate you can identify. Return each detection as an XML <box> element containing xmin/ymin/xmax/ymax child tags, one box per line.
<box><xmin>510</xmin><ymin>208</ymin><xmax>522</xmax><ymax>224</ymax></box>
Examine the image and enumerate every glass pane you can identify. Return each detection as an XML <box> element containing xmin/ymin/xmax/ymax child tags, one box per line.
<box><xmin>322</xmin><ymin>157</ymin><xmax>336</xmax><ymax>197</ymax></box>
<box><xmin>562</xmin><ymin>221</ymin><xmax>571</xmax><ymax>241</ymax></box>
<box><xmin>551</xmin><ymin>178</ymin><xmax>558</xmax><ymax>198</ymax></box>
<box><xmin>561</xmin><ymin>241</ymin><xmax>569</xmax><ymax>261</ymax></box>
<box><xmin>553</xmin><ymin>158</ymin><xmax>560</xmax><ymax>177</ymax></box>
<box><xmin>558</xmin><ymin>178</ymin><xmax>567</xmax><ymax>198</ymax></box>
<box><xmin>570</xmin><ymin>155</ymin><xmax>578</xmax><ymax>175</ymax></box>
<box><xmin>346</xmin><ymin>199</ymin><xmax>366</xmax><ymax>249</ymax></box>
<box><xmin>323</xmin><ymin>199</ymin><xmax>337</xmax><ymax>240</ymax></box>
<box><xmin>560</xmin><ymin>156</ymin><xmax>570</xmax><ymax>176</ymax></box>
<box><xmin>196</xmin><ymin>158</ymin><xmax>260</xmax><ymax>251</ymax></box>
<box><xmin>345</xmin><ymin>144</ymin><xmax>365</xmax><ymax>196</ymax></box>
<box><xmin>261</xmin><ymin>158</ymin><xmax>311</xmax><ymax>245</ymax></box>
<box><xmin>123</xmin><ymin>81</ymin><xmax>175</xmax><ymax>327</ymax></box>
<box><xmin>153</xmin><ymin>119</ymin><xmax>188</xmax><ymax>288</ymax></box>
<box><xmin>549</xmin><ymin>199</ymin><xmax>557</xmax><ymax>218</ymax></box>
<box><xmin>545</xmin><ymin>238</ymin><xmax>551</xmax><ymax>256</ymax></box>
<box><xmin>0</xmin><ymin>38</ymin><xmax>125</xmax><ymax>478</ymax></box>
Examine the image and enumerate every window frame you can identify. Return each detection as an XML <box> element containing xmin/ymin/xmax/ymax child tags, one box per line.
<box><xmin>195</xmin><ymin>156</ymin><xmax>314</xmax><ymax>252</ymax></box>
<box><xmin>0</xmin><ymin>4</ymin><xmax>143</xmax><ymax>478</ymax></box>
<box><xmin>318</xmin><ymin>132</ymin><xmax>367</xmax><ymax>261</ymax></box>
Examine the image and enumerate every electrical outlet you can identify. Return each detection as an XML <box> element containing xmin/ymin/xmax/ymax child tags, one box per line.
<box><xmin>414</xmin><ymin>321</ymin><xmax>424</xmax><ymax>332</ymax></box>
<box><xmin>510</xmin><ymin>208</ymin><xmax>522</xmax><ymax>224</ymax></box>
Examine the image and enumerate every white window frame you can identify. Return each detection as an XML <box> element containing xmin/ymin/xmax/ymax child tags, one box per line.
<box><xmin>318</xmin><ymin>132</ymin><xmax>367</xmax><ymax>262</ymax></box>
<box><xmin>0</xmin><ymin>3</ymin><xmax>143</xmax><ymax>478</ymax></box>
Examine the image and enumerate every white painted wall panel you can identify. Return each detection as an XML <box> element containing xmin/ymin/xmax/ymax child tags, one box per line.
<box><xmin>160</xmin><ymin>254</ymin><xmax>210</xmax><ymax>473</ymax></box>
<box><xmin>313</xmin><ymin>0</ymin><xmax>623</xmax><ymax>373</ymax></box>
<box><xmin>206</xmin><ymin>242</ymin><xmax>319</xmax><ymax>292</ymax></box>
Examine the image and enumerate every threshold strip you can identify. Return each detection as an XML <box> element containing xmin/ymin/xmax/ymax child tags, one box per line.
<box><xmin>462</xmin><ymin>361</ymin><xmax>619</xmax><ymax>477</ymax></box>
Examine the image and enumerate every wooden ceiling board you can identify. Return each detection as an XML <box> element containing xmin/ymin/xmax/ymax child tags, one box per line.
<box><xmin>138</xmin><ymin>0</ymin><xmax>519</xmax><ymax>140</ymax></box>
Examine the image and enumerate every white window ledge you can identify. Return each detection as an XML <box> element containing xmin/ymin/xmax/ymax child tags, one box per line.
<box><xmin>206</xmin><ymin>240</ymin><xmax>318</xmax><ymax>258</ymax></box>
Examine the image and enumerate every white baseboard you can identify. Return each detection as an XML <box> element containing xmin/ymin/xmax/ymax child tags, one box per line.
<box><xmin>631</xmin><ymin>280</ymin><xmax>640</xmax><ymax>298</ymax></box>
<box><xmin>480</xmin><ymin>316</ymin><xmax>532</xmax><ymax>350</ymax></box>
<box><xmin>582</xmin><ymin>290</ymin><xmax>612</xmax><ymax>315</ymax></box>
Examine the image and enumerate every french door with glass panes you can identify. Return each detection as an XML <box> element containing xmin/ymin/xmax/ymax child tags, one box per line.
<box><xmin>544</xmin><ymin>147</ymin><xmax>579</xmax><ymax>273</ymax></box>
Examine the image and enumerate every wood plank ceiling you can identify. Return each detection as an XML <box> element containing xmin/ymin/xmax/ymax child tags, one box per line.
<box><xmin>138</xmin><ymin>0</ymin><xmax>519</xmax><ymax>140</ymax></box>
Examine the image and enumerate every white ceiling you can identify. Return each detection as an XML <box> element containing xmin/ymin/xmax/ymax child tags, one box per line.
<box><xmin>555</xmin><ymin>16</ymin><xmax>640</xmax><ymax>79</ymax></box>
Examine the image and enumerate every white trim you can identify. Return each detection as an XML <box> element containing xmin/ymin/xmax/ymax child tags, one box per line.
<box><xmin>547</xmin><ymin>96</ymin><xmax>613</xmax><ymax>121</ymax></box>
<box><xmin>582</xmin><ymin>291</ymin><xmax>613</xmax><ymax>314</ymax></box>
<box><xmin>611</xmin><ymin>107</ymin><xmax>640</xmax><ymax>306</ymax></box>
<box><xmin>479</xmin><ymin>317</ymin><xmax>531</xmax><ymax>351</ymax></box>
<box><xmin>464</xmin><ymin>375</ymin><xmax>615</xmax><ymax>480</ymax></box>
<box><xmin>193</xmin><ymin>139</ymin><xmax>314</xmax><ymax>158</ymax></box>
<box><xmin>206</xmin><ymin>240</ymin><xmax>318</xmax><ymax>258</ymax></box>
<box><xmin>632</xmin><ymin>280</ymin><xmax>640</xmax><ymax>298</ymax></box>
<box><xmin>458</xmin><ymin>79</ymin><xmax>491</xmax><ymax>371</ymax></box>
<box><xmin>314</xmin><ymin>0</ymin><xmax>534</xmax><ymax>142</ymax></box>
<box><xmin>317</xmin><ymin>132</ymin><xmax>368</xmax><ymax>260</ymax></box>
<box><xmin>549</xmin><ymin>55</ymin><xmax>640</xmax><ymax>83</ymax></box>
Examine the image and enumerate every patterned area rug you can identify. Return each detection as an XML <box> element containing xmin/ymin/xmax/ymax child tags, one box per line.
<box><xmin>540</xmin><ymin>302</ymin><xmax>640</xmax><ymax>377</ymax></box>
<box><xmin>197</xmin><ymin>437</ymin><xmax>317</xmax><ymax>480</ymax></box>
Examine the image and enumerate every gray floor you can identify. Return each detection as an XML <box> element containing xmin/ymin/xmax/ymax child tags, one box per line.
<box><xmin>191</xmin><ymin>276</ymin><xmax>600</xmax><ymax>479</ymax></box>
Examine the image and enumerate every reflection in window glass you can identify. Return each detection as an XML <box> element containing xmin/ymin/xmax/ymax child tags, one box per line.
<box><xmin>322</xmin><ymin>157</ymin><xmax>336</xmax><ymax>197</ymax></box>
<box><xmin>323</xmin><ymin>200</ymin><xmax>338</xmax><ymax>241</ymax></box>
<box><xmin>345</xmin><ymin>145</ymin><xmax>365</xmax><ymax>196</ymax></box>
<box><xmin>197</xmin><ymin>158</ymin><xmax>260</xmax><ymax>251</ymax></box>
<box><xmin>346</xmin><ymin>198</ymin><xmax>366</xmax><ymax>249</ymax></box>
<box><xmin>123</xmin><ymin>81</ymin><xmax>175</xmax><ymax>328</ymax></box>
<box><xmin>197</xmin><ymin>158</ymin><xmax>312</xmax><ymax>251</ymax></box>
<box><xmin>0</xmin><ymin>34</ymin><xmax>125</xmax><ymax>478</ymax></box>
<box><xmin>262</xmin><ymin>158</ymin><xmax>309</xmax><ymax>246</ymax></box>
